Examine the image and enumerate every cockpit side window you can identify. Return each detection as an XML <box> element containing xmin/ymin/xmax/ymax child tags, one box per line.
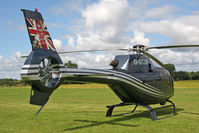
<box><xmin>149</xmin><ymin>63</ymin><xmax>153</xmax><ymax>72</ymax></box>
<box><xmin>129</xmin><ymin>58</ymin><xmax>149</xmax><ymax>73</ymax></box>
<box><xmin>128</xmin><ymin>57</ymin><xmax>154</xmax><ymax>73</ymax></box>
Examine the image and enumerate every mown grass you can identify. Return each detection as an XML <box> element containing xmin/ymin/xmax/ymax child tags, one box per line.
<box><xmin>174</xmin><ymin>80</ymin><xmax>199</xmax><ymax>89</ymax></box>
<box><xmin>0</xmin><ymin>81</ymin><xmax>199</xmax><ymax>133</ymax></box>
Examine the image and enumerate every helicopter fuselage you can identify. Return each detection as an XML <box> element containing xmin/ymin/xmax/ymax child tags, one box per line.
<box><xmin>21</xmin><ymin>49</ymin><xmax>174</xmax><ymax>105</ymax></box>
<box><xmin>62</xmin><ymin>54</ymin><xmax>174</xmax><ymax>105</ymax></box>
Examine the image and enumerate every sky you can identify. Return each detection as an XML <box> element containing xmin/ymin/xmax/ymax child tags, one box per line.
<box><xmin>1</xmin><ymin>0</ymin><xmax>199</xmax><ymax>79</ymax></box>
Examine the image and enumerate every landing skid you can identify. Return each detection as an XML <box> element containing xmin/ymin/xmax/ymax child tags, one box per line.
<box><xmin>106</xmin><ymin>99</ymin><xmax>176</xmax><ymax>120</ymax></box>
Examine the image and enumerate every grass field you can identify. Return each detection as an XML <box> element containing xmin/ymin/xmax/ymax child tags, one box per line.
<box><xmin>0</xmin><ymin>81</ymin><xmax>199</xmax><ymax>133</ymax></box>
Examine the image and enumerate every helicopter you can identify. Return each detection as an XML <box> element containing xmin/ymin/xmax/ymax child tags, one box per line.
<box><xmin>20</xmin><ymin>9</ymin><xmax>199</xmax><ymax>120</ymax></box>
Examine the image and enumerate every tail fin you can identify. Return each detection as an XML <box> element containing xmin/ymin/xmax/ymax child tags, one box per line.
<box><xmin>21</xmin><ymin>9</ymin><xmax>56</xmax><ymax>51</ymax></box>
<box><xmin>21</xmin><ymin>9</ymin><xmax>64</xmax><ymax>115</ymax></box>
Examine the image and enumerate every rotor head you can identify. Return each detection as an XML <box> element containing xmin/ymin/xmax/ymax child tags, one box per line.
<box><xmin>133</xmin><ymin>44</ymin><xmax>147</xmax><ymax>53</ymax></box>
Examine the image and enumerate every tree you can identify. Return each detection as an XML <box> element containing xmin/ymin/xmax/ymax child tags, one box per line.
<box><xmin>63</xmin><ymin>61</ymin><xmax>85</xmax><ymax>84</ymax></box>
<box><xmin>174</xmin><ymin>71</ymin><xmax>191</xmax><ymax>80</ymax></box>
<box><xmin>164</xmin><ymin>64</ymin><xmax>176</xmax><ymax>77</ymax></box>
<box><xmin>64</xmin><ymin>61</ymin><xmax>78</xmax><ymax>68</ymax></box>
<box><xmin>191</xmin><ymin>71</ymin><xmax>199</xmax><ymax>80</ymax></box>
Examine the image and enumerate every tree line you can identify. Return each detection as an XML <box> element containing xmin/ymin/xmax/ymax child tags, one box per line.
<box><xmin>164</xmin><ymin>64</ymin><xmax>199</xmax><ymax>81</ymax></box>
<box><xmin>0</xmin><ymin>78</ymin><xmax>26</xmax><ymax>86</ymax></box>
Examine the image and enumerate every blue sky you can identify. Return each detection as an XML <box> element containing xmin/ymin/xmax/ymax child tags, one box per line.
<box><xmin>1</xmin><ymin>0</ymin><xmax>199</xmax><ymax>79</ymax></box>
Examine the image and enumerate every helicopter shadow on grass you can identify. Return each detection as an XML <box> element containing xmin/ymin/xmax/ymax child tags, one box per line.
<box><xmin>181</xmin><ymin>112</ymin><xmax>199</xmax><ymax>116</ymax></box>
<box><xmin>63</xmin><ymin>114</ymin><xmax>139</xmax><ymax>132</ymax></box>
<box><xmin>63</xmin><ymin>107</ymin><xmax>184</xmax><ymax>132</ymax></box>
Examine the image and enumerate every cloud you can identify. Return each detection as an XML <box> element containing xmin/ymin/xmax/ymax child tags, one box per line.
<box><xmin>82</xmin><ymin>0</ymin><xmax>130</xmax><ymax>27</ymax></box>
<box><xmin>130</xmin><ymin>30</ymin><xmax>151</xmax><ymax>46</ymax></box>
<box><xmin>53</xmin><ymin>39</ymin><xmax>63</xmax><ymax>51</ymax></box>
<box><xmin>0</xmin><ymin>52</ymin><xmax>25</xmax><ymax>79</ymax></box>
<box><xmin>57</xmin><ymin>0</ymin><xmax>199</xmax><ymax>72</ymax></box>
<box><xmin>144</xmin><ymin>5</ymin><xmax>179</xmax><ymax>19</ymax></box>
<box><xmin>60</xmin><ymin>52</ymin><xmax>116</xmax><ymax>69</ymax></box>
<box><xmin>81</xmin><ymin>0</ymin><xmax>131</xmax><ymax>42</ymax></box>
<box><xmin>132</xmin><ymin>12</ymin><xmax>199</xmax><ymax>43</ymax></box>
<box><xmin>56</xmin><ymin>0</ymin><xmax>133</xmax><ymax>55</ymax></box>
<box><xmin>56</xmin><ymin>0</ymin><xmax>151</xmax><ymax>69</ymax></box>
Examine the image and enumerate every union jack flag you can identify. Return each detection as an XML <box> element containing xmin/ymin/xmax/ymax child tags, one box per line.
<box><xmin>22</xmin><ymin>9</ymin><xmax>56</xmax><ymax>51</ymax></box>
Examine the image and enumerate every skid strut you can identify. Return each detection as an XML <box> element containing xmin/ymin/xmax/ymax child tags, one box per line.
<box><xmin>106</xmin><ymin>103</ymin><xmax>137</xmax><ymax>117</ymax></box>
<box><xmin>106</xmin><ymin>100</ymin><xmax>176</xmax><ymax>120</ymax></box>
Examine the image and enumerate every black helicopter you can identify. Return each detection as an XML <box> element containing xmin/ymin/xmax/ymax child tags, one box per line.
<box><xmin>20</xmin><ymin>9</ymin><xmax>199</xmax><ymax>120</ymax></box>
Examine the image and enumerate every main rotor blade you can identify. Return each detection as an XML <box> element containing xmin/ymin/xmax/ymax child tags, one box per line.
<box><xmin>58</xmin><ymin>48</ymin><xmax>128</xmax><ymax>54</ymax></box>
<box><xmin>146</xmin><ymin>44</ymin><xmax>199</xmax><ymax>50</ymax></box>
<box><xmin>20</xmin><ymin>55</ymin><xmax>28</xmax><ymax>58</ymax></box>
<box><xmin>20</xmin><ymin>48</ymin><xmax>129</xmax><ymax>58</ymax></box>
<box><xmin>143</xmin><ymin>51</ymin><xmax>166</xmax><ymax>69</ymax></box>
